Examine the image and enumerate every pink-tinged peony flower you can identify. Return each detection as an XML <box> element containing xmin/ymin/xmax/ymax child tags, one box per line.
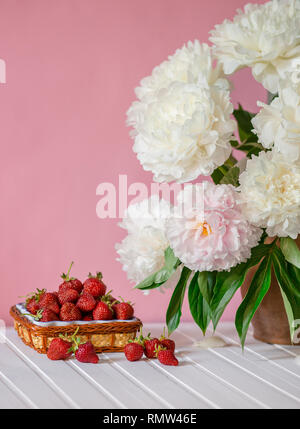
<box><xmin>166</xmin><ymin>182</ymin><xmax>262</xmax><ymax>272</ymax></box>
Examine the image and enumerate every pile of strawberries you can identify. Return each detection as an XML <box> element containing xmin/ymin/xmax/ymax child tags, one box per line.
<box><xmin>47</xmin><ymin>328</ymin><xmax>99</xmax><ymax>364</ymax></box>
<box><xmin>24</xmin><ymin>262</ymin><xmax>134</xmax><ymax>322</ymax></box>
<box><xmin>124</xmin><ymin>329</ymin><xmax>178</xmax><ymax>366</ymax></box>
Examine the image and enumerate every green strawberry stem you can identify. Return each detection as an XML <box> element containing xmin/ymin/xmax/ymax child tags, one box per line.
<box><xmin>61</xmin><ymin>261</ymin><xmax>74</xmax><ymax>281</ymax></box>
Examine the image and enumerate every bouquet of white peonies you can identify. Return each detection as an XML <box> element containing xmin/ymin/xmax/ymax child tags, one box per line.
<box><xmin>116</xmin><ymin>0</ymin><xmax>300</xmax><ymax>346</ymax></box>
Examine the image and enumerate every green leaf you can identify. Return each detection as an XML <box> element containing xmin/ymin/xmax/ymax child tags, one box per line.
<box><xmin>220</xmin><ymin>166</ymin><xmax>240</xmax><ymax>187</ymax></box>
<box><xmin>272</xmin><ymin>247</ymin><xmax>300</xmax><ymax>342</ymax></box>
<box><xmin>230</xmin><ymin>139</ymin><xmax>239</xmax><ymax>148</ymax></box>
<box><xmin>166</xmin><ymin>267</ymin><xmax>191</xmax><ymax>335</ymax></box>
<box><xmin>280</xmin><ymin>237</ymin><xmax>300</xmax><ymax>269</ymax></box>
<box><xmin>237</xmin><ymin>141</ymin><xmax>264</xmax><ymax>158</ymax></box>
<box><xmin>233</xmin><ymin>104</ymin><xmax>258</xmax><ymax>144</ymax></box>
<box><xmin>197</xmin><ymin>271</ymin><xmax>216</xmax><ymax>305</ymax></box>
<box><xmin>210</xmin><ymin>243</ymin><xmax>271</xmax><ymax>329</ymax></box>
<box><xmin>135</xmin><ymin>247</ymin><xmax>180</xmax><ymax>290</ymax></box>
<box><xmin>235</xmin><ymin>255</ymin><xmax>272</xmax><ymax>348</ymax></box>
<box><xmin>211</xmin><ymin>154</ymin><xmax>238</xmax><ymax>185</ymax></box>
<box><xmin>188</xmin><ymin>272</ymin><xmax>211</xmax><ymax>335</ymax></box>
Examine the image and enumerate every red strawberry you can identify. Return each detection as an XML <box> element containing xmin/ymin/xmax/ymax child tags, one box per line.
<box><xmin>25</xmin><ymin>288</ymin><xmax>46</xmax><ymax>315</ymax></box>
<box><xmin>26</xmin><ymin>299</ymin><xmax>40</xmax><ymax>315</ymax></box>
<box><xmin>70</xmin><ymin>278</ymin><xmax>83</xmax><ymax>294</ymax></box>
<box><xmin>124</xmin><ymin>342</ymin><xmax>144</xmax><ymax>362</ymax></box>
<box><xmin>31</xmin><ymin>308</ymin><xmax>59</xmax><ymax>322</ymax></box>
<box><xmin>60</xmin><ymin>302</ymin><xmax>82</xmax><ymax>321</ymax></box>
<box><xmin>75</xmin><ymin>342</ymin><xmax>99</xmax><ymax>364</ymax></box>
<box><xmin>114</xmin><ymin>300</ymin><xmax>134</xmax><ymax>320</ymax></box>
<box><xmin>159</xmin><ymin>328</ymin><xmax>175</xmax><ymax>352</ymax></box>
<box><xmin>156</xmin><ymin>347</ymin><xmax>178</xmax><ymax>366</ymax></box>
<box><xmin>144</xmin><ymin>336</ymin><xmax>160</xmax><ymax>359</ymax></box>
<box><xmin>82</xmin><ymin>313</ymin><xmax>93</xmax><ymax>321</ymax></box>
<box><xmin>58</xmin><ymin>288</ymin><xmax>79</xmax><ymax>305</ymax></box>
<box><xmin>47</xmin><ymin>338</ymin><xmax>72</xmax><ymax>360</ymax></box>
<box><xmin>39</xmin><ymin>292</ymin><xmax>60</xmax><ymax>314</ymax></box>
<box><xmin>76</xmin><ymin>292</ymin><xmax>97</xmax><ymax>313</ymax></box>
<box><xmin>59</xmin><ymin>261</ymin><xmax>83</xmax><ymax>293</ymax></box>
<box><xmin>93</xmin><ymin>301</ymin><xmax>113</xmax><ymax>320</ymax></box>
<box><xmin>83</xmin><ymin>272</ymin><xmax>106</xmax><ymax>298</ymax></box>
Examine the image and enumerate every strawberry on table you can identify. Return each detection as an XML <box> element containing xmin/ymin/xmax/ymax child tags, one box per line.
<box><xmin>144</xmin><ymin>335</ymin><xmax>160</xmax><ymax>359</ymax></box>
<box><xmin>83</xmin><ymin>272</ymin><xmax>106</xmax><ymax>298</ymax></box>
<box><xmin>124</xmin><ymin>342</ymin><xmax>144</xmax><ymax>362</ymax></box>
<box><xmin>75</xmin><ymin>342</ymin><xmax>99</xmax><ymax>364</ymax></box>
<box><xmin>76</xmin><ymin>292</ymin><xmax>97</xmax><ymax>313</ymax></box>
<box><xmin>114</xmin><ymin>299</ymin><xmax>134</xmax><ymax>320</ymax></box>
<box><xmin>39</xmin><ymin>292</ymin><xmax>60</xmax><ymax>315</ymax></box>
<box><xmin>68</xmin><ymin>329</ymin><xmax>99</xmax><ymax>364</ymax></box>
<box><xmin>93</xmin><ymin>301</ymin><xmax>113</xmax><ymax>320</ymax></box>
<box><xmin>47</xmin><ymin>338</ymin><xmax>72</xmax><ymax>361</ymax></box>
<box><xmin>58</xmin><ymin>288</ymin><xmax>79</xmax><ymax>305</ymax></box>
<box><xmin>59</xmin><ymin>261</ymin><xmax>83</xmax><ymax>294</ymax></box>
<box><xmin>156</xmin><ymin>346</ymin><xmax>178</xmax><ymax>366</ymax></box>
<box><xmin>60</xmin><ymin>302</ymin><xmax>82</xmax><ymax>321</ymax></box>
<box><xmin>159</xmin><ymin>328</ymin><xmax>175</xmax><ymax>352</ymax></box>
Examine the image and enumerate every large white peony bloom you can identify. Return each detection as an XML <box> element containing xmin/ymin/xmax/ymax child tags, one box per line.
<box><xmin>210</xmin><ymin>0</ymin><xmax>300</xmax><ymax>93</ymax></box>
<box><xmin>133</xmin><ymin>41</ymin><xmax>230</xmax><ymax>100</ymax></box>
<box><xmin>165</xmin><ymin>182</ymin><xmax>262</xmax><ymax>272</ymax></box>
<box><xmin>239</xmin><ymin>150</ymin><xmax>300</xmax><ymax>238</ymax></box>
<box><xmin>128</xmin><ymin>81</ymin><xmax>236</xmax><ymax>183</ymax></box>
<box><xmin>116</xmin><ymin>196</ymin><xmax>172</xmax><ymax>285</ymax></box>
<box><xmin>252</xmin><ymin>84</ymin><xmax>300</xmax><ymax>161</ymax></box>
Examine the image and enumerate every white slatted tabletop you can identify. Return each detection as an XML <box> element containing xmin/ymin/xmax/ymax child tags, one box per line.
<box><xmin>1</xmin><ymin>322</ymin><xmax>300</xmax><ymax>409</ymax></box>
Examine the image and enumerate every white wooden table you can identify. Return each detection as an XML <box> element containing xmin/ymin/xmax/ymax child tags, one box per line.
<box><xmin>1</xmin><ymin>322</ymin><xmax>300</xmax><ymax>409</ymax></box>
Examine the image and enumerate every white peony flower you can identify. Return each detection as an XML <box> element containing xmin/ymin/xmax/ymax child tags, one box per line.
<box><xmin>210</xmin><ymin>0</ymin><xmax>300</xmax><ymax>93</ymax></box>
<box><xmin>252</xmin><ymin>84</ymin><xmax>300</xmax><ymax>161</ymax></box>
<box><xmin>128</xmin><ymin>81</ymin><xmax>236</xmax><ymax>183</ymax></box>
<box><xmin>116</xmin><ymin>196</ymin><xmax>172</xmax><ymax>285</ymax></box>
<box><xmin>239</xmin><ymin>150</ymin><xmax>300</xmax><ymax>238</ymax></box>
<box><xmin>133</xmin><ymin>40</ymin><xmax>230</xmax><ymax>100</ymax></box>
<box><xmin>165</xmin><ymin>182</ymin><xmax>262</xmax><ymax>272</ymax></box>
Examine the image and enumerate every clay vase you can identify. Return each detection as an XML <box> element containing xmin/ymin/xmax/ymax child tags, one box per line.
<box><xmin>241</xmin><ymin>237</ymin><xmax>300</xmax><ymax>345</ymax></box>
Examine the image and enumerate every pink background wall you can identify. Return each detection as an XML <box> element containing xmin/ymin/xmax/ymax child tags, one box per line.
<box><xmin>0</xmin><ymin>0</ymin><xmax>267</xmax><ymax>326</ymax></box>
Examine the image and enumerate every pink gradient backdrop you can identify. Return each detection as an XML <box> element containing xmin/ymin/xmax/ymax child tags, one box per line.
<box><xmin>0</xmin><ymin>0</ymin><xmax>267</xmax><ymax>325</ymax></box>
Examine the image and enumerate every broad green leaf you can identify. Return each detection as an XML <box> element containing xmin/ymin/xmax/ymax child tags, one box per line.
<box><xmin>210</xmin><ymin>243</ymin><xmax>271</xmax><ymax>328</ymax></box>
<box><xmin>272</xmin><ymin>247</ymin><xmax>300</xmax><ymax>342</ymax></box>
<box><xmin>135</xmin><ymin>247</ymin><xmax>180</xmax><ymax>290</ymax></box>
<box><xmin>188</xmin><ymin>272</ymin><xmax>211</xmax><ymax>335</ymax></box>
<box><xmin>166</xmin><ymin>267</ymin><xmax>192</xmax><ymax>335</ymax></box>
<box><xmin>230</xmin><ymin>139</ymin><xmax>239</xmax><ymax>148</ymax></box>
<box><xmin>164</xmin><ymin>247</ymin><xmax>180</xmax><ymax>270</ymax></box>
<box><xmin>280</xmin><ymin>237</ymin><xmax>300</xmax><ymax>269</ymax></box>
<box><xmin>237</xmin><ymin>141</ymin><xmax>264</xmax><ymax>158</ymax></box>
<box><xmin>220</xmin><ymin>166</ymin><xmax>240</xmax><ymax>187</ymax></box>
<box><xmin>197</xmin><ymin>271</ymin><xmax>217</xmax><ymax>306</ymax></box>
<box><xmin>233</xmin><ymin>104</ymin><xmax>258</xmax><ymax>144</ymax></box>
<box><xmin>287</xmin><ymin>261</ymin><xmax>300</xmax><ymax>285</ymax></box>
<box><xmin>235</xmin><ymin>255</ymin><xmax>272</xmax><ymax>348</ymax></box>
<box><xmin>211</xmin><ymin>154</ymin><xmax>238</xmax><ymax>185</ymax></box>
